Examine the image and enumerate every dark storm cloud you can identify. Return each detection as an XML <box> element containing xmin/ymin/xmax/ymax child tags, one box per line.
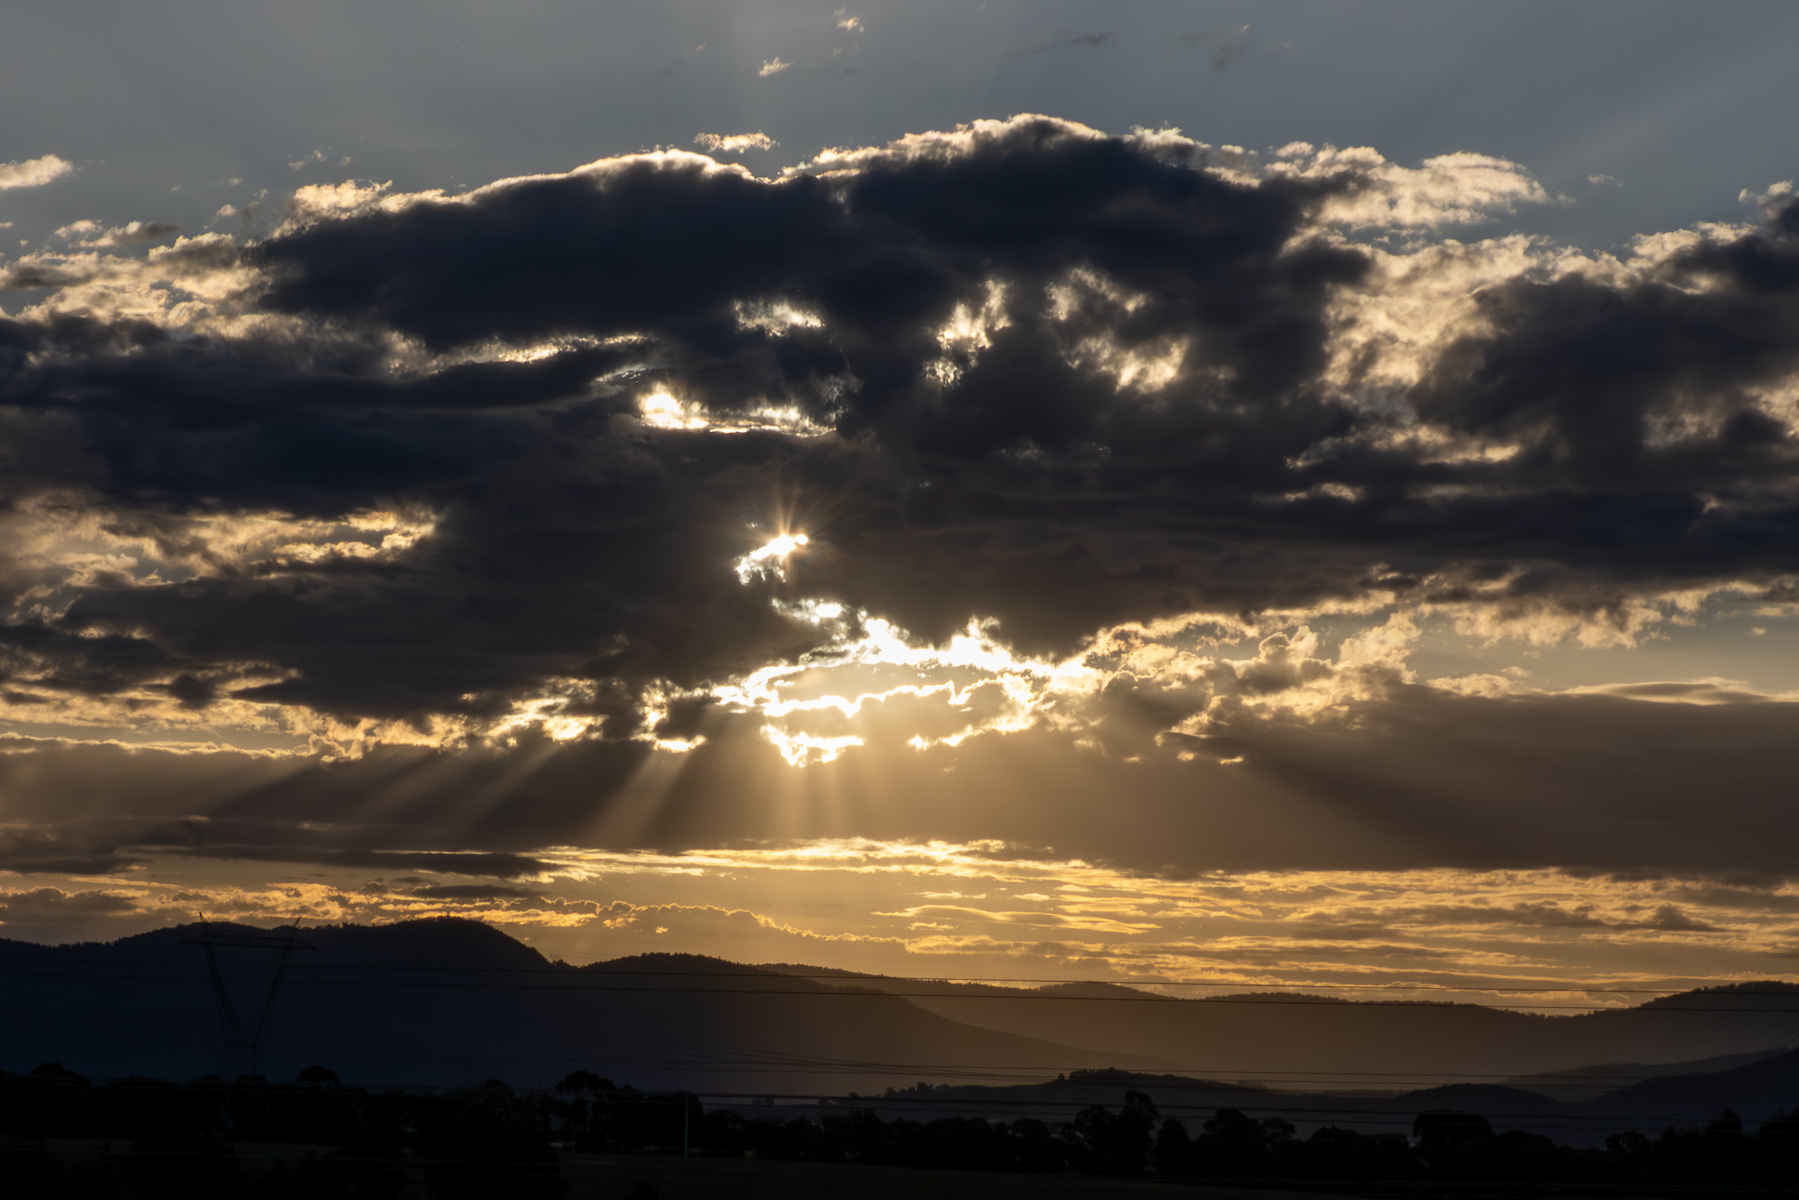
<box><xmin>0</xmin><ymin>621</ymin><xmax>187</xmax><ymax>697</ymax></box>
<box><xmin>0</xmin><ymin>325</ymin><xmax>826</xmax><ymax>722</ymax></box>
<box><xmin>0</xmin><ymin>118</ymin><xmax>1375</xmax><ymax>727</ymax></box>
<box><xmin>247</xmin><ymin>121</ymin><xmax>1799</xmax><ymax>657</ymax></box>
<box><xmin>1</xmin><ymin>117</ymin><xmax>1798</xmax><ymax>746</ymax></box>
<box><xmin>1396</xmin><ymin>227</ymin><xmax>1799</xmax><ymax>592</ymax></box>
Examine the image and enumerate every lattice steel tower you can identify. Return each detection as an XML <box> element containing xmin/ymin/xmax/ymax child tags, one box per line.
<box><xmin>183</xmin><ymin>920</ymin><xmax>314</xmax><ymax>1080</ymax></box>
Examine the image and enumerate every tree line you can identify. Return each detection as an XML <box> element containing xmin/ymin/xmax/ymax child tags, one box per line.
<box><xmin>7</xmin><ymin>1061</ymin><xmax>1799</xmax><ymax>1196</ymax></box>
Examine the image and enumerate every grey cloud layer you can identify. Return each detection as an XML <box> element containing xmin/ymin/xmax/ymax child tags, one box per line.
<box><xmin>2</xmin><ymin>119</ymin><xmax>1799</xmax><ymax>875</ymax></box>
<box><xmin>5</xmin><ymin>121</ymin><xmax>1798</xmax><ymax>727</ymax></box>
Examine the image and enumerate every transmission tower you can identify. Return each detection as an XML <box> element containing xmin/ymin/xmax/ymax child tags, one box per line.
<box><xmin>183</xmin><ymin>919</ymin><xmax>315</xmax><ymax>1080</ymax></box>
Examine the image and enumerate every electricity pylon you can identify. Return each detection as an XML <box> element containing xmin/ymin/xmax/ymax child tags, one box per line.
<box><xmin>183</xmin><ymin>919</ymin><xmax>314</xmax><ymax>1080</ymax></box>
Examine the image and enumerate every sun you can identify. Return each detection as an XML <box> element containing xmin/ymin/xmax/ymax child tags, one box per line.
<box><xmin>734</xmin><ymin>532</ymin><xmax>810</xmax><ymax>582</ymax></box>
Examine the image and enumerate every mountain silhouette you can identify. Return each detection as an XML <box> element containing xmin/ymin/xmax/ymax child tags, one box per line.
<box><xmin>757</xmin><ymin>966</ymin><xmax>1799</xmax><ymax>1083</ymax></box>
<box><xmin>8</xmin><ymin>919</ymin><xmax>1799</xmax><ymax>1113</ymax></box>
<box><xmin>0</xmin><ymin>919</ymin><xmax>1165</xmax><ymax>1091</ymax></box>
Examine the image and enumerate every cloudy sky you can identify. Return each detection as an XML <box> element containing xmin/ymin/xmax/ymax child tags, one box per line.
<box><xmin>4</xmin><ymin>0</ymin><xmax>1799</xmax><ymax>1007</ymax></box>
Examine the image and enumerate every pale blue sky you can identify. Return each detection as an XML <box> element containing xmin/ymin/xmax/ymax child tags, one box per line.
<box><xmin>4</xmin><ymin>1</ymin><xmax>1797</xmax><ymax>249</ymax></box>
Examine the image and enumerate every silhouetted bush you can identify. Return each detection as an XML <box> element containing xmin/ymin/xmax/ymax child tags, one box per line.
<box><xmin>10</xmin><ymin>1058</ymin><xmax>1799</xmax><ymax>1194</ymax></box>
<box><xmin>1063</xmin><ymin>1089</ymin><xmax>1159</xmax><ymax>1173</ymax></box>
<box><xmin>414</xmin><ymin>1082</ymin><xmax>563</xmax><ymax>1200</ymax></box>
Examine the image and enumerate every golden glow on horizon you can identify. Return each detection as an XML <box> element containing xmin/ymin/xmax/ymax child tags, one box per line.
<box><xmin>19</xmin><ymin>841</ymin><xmax>1798</xmax><ymax>1010</ymax></box>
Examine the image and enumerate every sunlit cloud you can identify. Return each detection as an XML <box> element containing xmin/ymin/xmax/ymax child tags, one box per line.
<box><xmin>636</xmin><ymin>388</ymin><xmax>712</xmax><ymax>431</ymax></box>
<box><xmin>692</xmin><ymin>568</ymin><xmax>1799</xmax><ymax>769</ymax></box>
<box><xmin>489</xmin><ymin>679</ymin><xmax>608</xmax><ymax>744</ymax></box>
<box><xmin>0</xmin><ymin>154</ymin><xmax>73</xmax><ymax>191</ymax></box>
<box><xmin>694</xmin><ymin>132</ymin><xmax>777</xmax><ymax>154</ymax></box>
<box><xmin>636</xmin><ymin>388</ymin><xmax>831</xmax><ymax>436</ymax></box>
<box><xmin>924</xmin><ymin>279</ymin><xmax>1009</xmax><ymax>387</ymax></box>
<box><xmin>709</xmin><ymin>604</ymin><xmax>1103</xmax><ymax>762</ymax></box>
<box><xmin>762</xmin><ymin>728</ymin><xmax>862</xmax><ymax>766</ymax></box>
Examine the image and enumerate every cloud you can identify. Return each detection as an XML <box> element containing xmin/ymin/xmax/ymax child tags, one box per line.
<box><xmin>286</xmin><ymin>149</ymin><xmax>349</xmax><ymax>171</ymax></box>
<box><xmin>758</xmin><ymin>58</ymin><xmax>791</xmax><ymax>77</ymax></box>
<box><xmin>693</xmin><ymin>132</ymin><xmax>777</xmax><ymax>154</ymax></box>
<box><xmin>1376</xmin><ymin>901</ymin><xmax>1724</xmax><ymax>934</ymax></box>
<box><xmin>0</xmin><ymin>886</ymin><xmax>135</xmax><ymax>919</ymax></box>
<box><xmin>2</xmin><ymin>117</ymin><xmax>1799</xmax><ymax>894</ymax></box>
<box><xmin>0</xmin><ymin>826</ymin><xmax>138</xmax><ymax>876</ymax></box>
<box><xmin>407</xmin><ymin>882</ymin><xmax>545</xmax><ymax>901</ymax></box>
<box><xmin>176</xmin><ymin>847</ymin><xmax>557</xmax><ymax>879</ymax></box>
<box><xmin>0</xmin><ymin>154</ymin><xmax>72</xmax><ymax>191</ymax></box>
<box><xmin>6</xmin><ymin>673</ymin><xmax>1799</xmax><ymax>885</ymax></box>
<box><xmin>51</xmin><ymin>220</ymin><xmax>181</xmax><ymax>249</ymax></box>
<box><xmin>876</xmin><ymin>904</ymin><xmax>1158</xmax><ymax>935</ymax></box>
<box><xmin>1267</xmin><ymin>144</ymin><xmax>1548</xmax><ymax>227</ymax></box>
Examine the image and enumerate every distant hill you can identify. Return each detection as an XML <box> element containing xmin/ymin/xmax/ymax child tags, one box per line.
<box><xmin>1504</xmin><ymin>1048</ymin><xmax>1789</xmax><ymax>1101</ymax></box>
<box><xmin>1575</xmin><ymin>1046</ymin><xmax>1799</xmax><ymax>1133</ymax></box>
<box><xmin>844</xmin><ymin>1052</ymin><xmax>1799</xmax><ymax>1149</ymax></box>
<box><xmin>0</xmin><ymin>919</ymin><xmax>1165</xmax><ymax>1091</ymax></box>
<box><xmin>7</xmin><ymin>918</ymin><xmax>1799</xmax><ymax>1117</ymax></box>
<box><xmin>758</xmin><ymin>966</ymin><xmax>1799</xmax><ymax>1083</ymax></box>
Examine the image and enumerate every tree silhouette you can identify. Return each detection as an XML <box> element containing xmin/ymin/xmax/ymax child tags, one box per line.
<box><xmin>1064</xmin><ymin>1089</ymin><xmax>1159</xmax><ymax>1173</ymax></box>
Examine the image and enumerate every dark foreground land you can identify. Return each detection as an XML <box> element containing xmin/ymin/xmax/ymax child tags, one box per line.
<box><xmin>10</xmin><ymin>1066</ymin><xmax>1799</xmax><ymax>1199</ymax></box>
<box><xmin>0</xmin><ymin>1143</ymin><xmax>1340</xmax><ymax>1200</ymax></box>
<box><xmin>17</xmin><ymin>1140</ymin><xmax>1799</xmax><ymax>1200</ymax></box>
<box><xmin>17</xmin><ymin>922</ymin><xmax>1799</xmax><ymax>1194</ymax></box>
<box><xmin>562</xmin><ymin>1155</ymin><xmax>1350</xmax><ymax>1200</ymax></box>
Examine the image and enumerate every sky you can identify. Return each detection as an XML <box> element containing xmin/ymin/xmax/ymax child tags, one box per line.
<box><xmin>3</xmin><ymin>0</ymin><xmax>1799</xmax><ymax>1008</ymax></box>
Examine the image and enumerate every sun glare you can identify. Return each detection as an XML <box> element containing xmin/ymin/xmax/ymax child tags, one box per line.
<box><xmin>637</xmin><ymin>389</ymin><xmax>710</xmax><ymax>430</ymax></box>
<box><xmin>734</xmin><ymin>532</ymin><xmax>810</xmax><ymax>583</ymax></box>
